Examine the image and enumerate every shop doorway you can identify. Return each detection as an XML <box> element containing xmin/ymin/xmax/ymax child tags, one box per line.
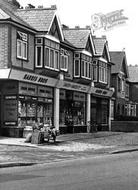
<box><xmin>91</xmin><ymin>97</ymin><xmax>109</xmax><ymax>131</ymax></box>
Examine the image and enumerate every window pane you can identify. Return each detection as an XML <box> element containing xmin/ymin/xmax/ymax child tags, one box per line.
<box><xmin>61</xmin><ymin>55</ymin><xmax>64</xmax><ymax>69</ymax></box>
<box><xmin>17</xmin><ymin>40</ymin><xmax>22</xmax><ymax>57</ymax></box>
<box><xmin>55</xmin><ymin>51</ymin><xmax>59</xmax><ymax>69</ymax></box>
<box><xmin>36</xmin><ymin>46</ymin><xmax>42</xmax><ymax>66</ymax></box>
<box><xmin>45</xmin><ymin>48</ymin><xmax>49</xmax><ymax>67</ymax></box>
<box><xmin>93</xmin><ymin>65</ymin><xmax>97</xmax><ymax>81</ymax></box>
<box><xmin>22</xmin><ymin>42</ymin><xmax>27</xmax><ymax>59</ymax></box>
<box><xmin>81</xmin><ymin>61</ymin><xmax>85</xmax><ymax>76</ymax></box>
<box><xmin>75</xmin><ymin>60</ymin><xmax>79</xmax><ymax>76</ymax></box>
<box><xmin>50</xmin><ymin>49</ymin><xmax>54</xmax><ymax>68</ymax></box>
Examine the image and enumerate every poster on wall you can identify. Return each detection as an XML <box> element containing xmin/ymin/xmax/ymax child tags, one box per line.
<box><xmin>4</xmin><ymin>98</ymin><xmax>18</xmax><ymax>123</ymax></box>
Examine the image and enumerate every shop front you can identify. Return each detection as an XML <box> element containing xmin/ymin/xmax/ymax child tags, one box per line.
<box><xmin>57</xmin><ymin>81</ymin><xmax>89</xmax><ymax>134</ymax></box>
<box><xmin>0</xmin><ymin>69</ymin><xmax>58</xmax><ymax>137</ymax></box>
<box><xmin>91</xmin><ymin>87</ymin><xmax>114</xmax><ymax>131</ymax></box>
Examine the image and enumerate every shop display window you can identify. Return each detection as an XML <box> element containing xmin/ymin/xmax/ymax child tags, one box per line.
<box><xmin>43</xmin><ymin>103</ymin><xmax>53</xmax><ymax>125</ymax></box>
<box><xmin>18</xmin><ymin>97</ymin><xmax>53</xmax><ymax>127</ymax></box>
<box><xmin>59</xmin><ymin>91</ymin><xmax>86</xmax><ymax>126</ymax></box>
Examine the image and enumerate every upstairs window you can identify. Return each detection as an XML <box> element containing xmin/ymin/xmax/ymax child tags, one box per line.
<box><xmin>99</xmin><ymin>62</ymin><xmax>107</xmax><ymax>83</ymax></box>
<box><xmin>118</xmin><ymin>76</ymin><xmax>125</xmax><ymax>92</ymax></box>
<box><xmin>60</xmin><ymin>49</ymin><xmax>69</xmax><ymax>71</ymax></box>
<box><xmin>44</xmin><ymin>47</ymin><xmax>59</xmax><ymax>70</ymax></box>
<box><xmin>35</xmin><ymin>46</ymin><xmax>43</xmax><ymax>67</ymax></box>
<box><xmin>93</xmin><ymin>61</ymin><xmax>97</xmax><ymax>81</ymax></box>
<box><xmin>44</xmin><ymin>39</ymin><xmax>59</xmax><ymax>70</ymax></box>
<box><xmin>35</xmin><ymin>38</ymin><xmax>43</xmax><ymax>67</ymax></box>
<box><xmin>17</xmin><ymin>31</ymin><xmax>28</xmax><ymax>60</ymax></box>
<box><xmin>125</xmin><ymin>84</ymin><xmax>129</xmax><ymax>97</ymax></box>
<box><xmin>81</xmin><ymin>61</ymin><xmax>91</xmax><ymax>79</ymax></box>
<box><xmin>81</xmin><ymin>54</ymin><xmax>91</xmax><ymax>79</ymax></box>
<box><xmin>74</xmin><ymin>59</ymin><xmax>80</xmax><ymax>77</ymax></box>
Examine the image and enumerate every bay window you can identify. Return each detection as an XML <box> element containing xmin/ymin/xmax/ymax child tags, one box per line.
<box><xmin>44</xmin><ymin>47</ymin><xmax>59</xmax><ymax>70</ymax></box>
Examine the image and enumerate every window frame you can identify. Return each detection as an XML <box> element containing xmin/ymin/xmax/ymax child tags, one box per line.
<box><xmin>74</xmin><ymin>59</ymin><xmax>80</xmax><ymax>77</ymax></box>
<box><xmin>17</xmin><ymin>31</ymin><xmax>28</xmax><ymax>61</ymax></box>
<box><xmin>60</xmin><ymin>49</ymin><xmax>69</xmax><ymax>71</ymax></box>
<box><xmin>35</xmin><ymin>45</ymin><xmax>43</xmax><ymax>67</ymax></box>
<box><xmin>81</xmin><ymin>60</ymin><xmax>91</xmax><ymax>79</ymax></box>
<box><xmin>99</xmin><ymin>62</ymin><xmax>108</xmax><ymax>84</ymax></box>
<box><xmin>44</xmin><ymin>46</ymin><xmax>59</xmax><ymax>71</ymax></box>
<box><xmin>93</xmin><ymin>61</ymin><xmax>98</xmax><ymax>82</ymax></box>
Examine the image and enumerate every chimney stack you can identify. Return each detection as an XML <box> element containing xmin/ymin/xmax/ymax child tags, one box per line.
<box><xmin>51</xmin><ymin>5</ymin><xmax>57</xmax><ymax>10</ymax></box>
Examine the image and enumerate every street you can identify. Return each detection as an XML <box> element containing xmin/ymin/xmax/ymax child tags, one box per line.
<box><xmin>0</xmin><ymin>152</ymin><xmax>138</xmax><ymax>190</ymax></box>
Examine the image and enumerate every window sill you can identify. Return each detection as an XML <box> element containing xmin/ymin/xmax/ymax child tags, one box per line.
<box><xmin>44</xmin><ymin>66</ymin><xmax>59</xmax><ymax>71</ymax></box>
<box><xmin>60</xmin><ymin>68</ymin><xmax>68</xmax><ymax>72</ymax></box>
<box><xmin>81</xmin><ymin>76</ymin><xmax>91</xmax><ymax>80</ymax></box>
<box><xmin>99</xmin><ymin>81</ymin><xmax>107</xmax><ymax>84</ymax></box>
<box><xmin>17</xmin><ymin>57</ymin><xmax>28</xmax><ymax>61</ymax></box>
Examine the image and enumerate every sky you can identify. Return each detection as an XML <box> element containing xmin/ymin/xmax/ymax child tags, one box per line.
<box><xmin>19</xmin><ymin>0</ymin><xmax>137</xmax><ymax>65</ymax></box>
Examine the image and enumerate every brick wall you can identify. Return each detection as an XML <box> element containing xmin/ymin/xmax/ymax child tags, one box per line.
<box><xmin>111</xmin><ymin>121</ymin><xmax>138</xmax><ymax>132</ymax></box>
<box><xmin>0</xmin><ymin>24</ymin><xmax>9</xmax><ymax>68</ymax></box>
<box><xmin>11</xmin><ymin>27</ymin><xmax>35</xmax><ymax>70</ymax></box>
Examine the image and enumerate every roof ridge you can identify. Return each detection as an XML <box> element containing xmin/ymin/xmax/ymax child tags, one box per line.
<box><xmin>63</xmin><ymin>28</ymin><xmax>91</xmax><ymax>31</ymax></box>
<box><xmin>17</xmin><ymin>8</ymin><xmax>56</xmax><ymax>11</ymax></box>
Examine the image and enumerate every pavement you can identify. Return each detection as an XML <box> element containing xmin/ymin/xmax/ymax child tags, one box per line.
<box><xmin>0</xmin><ymin>131</ymin><xmax>138</xmax><ymax>168</ymax></box>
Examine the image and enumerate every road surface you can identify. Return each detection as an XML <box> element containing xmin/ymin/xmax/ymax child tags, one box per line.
<box><xmin>0</xmin><ymin>152</ymin><xmax>138</xmax><ymax>190</ymax></box>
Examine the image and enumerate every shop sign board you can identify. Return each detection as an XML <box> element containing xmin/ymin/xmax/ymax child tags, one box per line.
<box><xmin>73</xmin><ymin>92</ymin><xmax>86</xmax><ymax>102</ymax></box>
<box><xmin>9</xmin><ymin>69</ymin><xmax>58</xmax><ymax>87</ymax></box>
<box><xmin>57</xmin><ymin>80</ymin><xmax>89</xmax><ymax>93</ymax></box>
<box><xmin>91</xmin><ymin>87</ymin><xmax>113</xmax><ymax>97</ymax></box>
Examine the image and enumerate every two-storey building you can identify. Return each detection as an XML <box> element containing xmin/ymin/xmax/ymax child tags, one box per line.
<box><xmin>92</xmin><ymin>36</ymin><xmax>113</xmax><ymax>130</ymax></box>
<box><xmin>110</xmin><ymin>51</ymin><xmax>136</xmax><ymax>119</ymax></box>
<box><xmin>0</xmin><ymin>0</ymin><xmax>114</xmax><ymax>137</ymax></box>
<box><xmin>63</xmin><ymin>29</ymin><xmax>114</xmax><ymax>131</ymax></box>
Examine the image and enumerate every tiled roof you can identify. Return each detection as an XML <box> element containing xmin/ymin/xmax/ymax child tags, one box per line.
<box><xmin>0</xmin><ymin>1</ymin><xmax>33</xmax><ymax>30</ymax></box>
<box><xmin>63</xmin><ymin>28</ymin><xmax>91</xmax><ymax>48</ymax></box>
<box><xmin>110</xmin><ymin>51</ymin><xmax>126</xmax><ymax>74</ymax></box>
<box><xmin>93</xmin><ymin>37</ymin><xmax>107</xmax><ymax>55</ymax></box>
<box><xmin>128</xmin><ymin>66</ymin><xmax>138</xmax><ymax>82</ymax></box>
<box><xmin>15</xmin><ymin>8</ymin><xmax>56</xmax><ymax>32</ymax></box>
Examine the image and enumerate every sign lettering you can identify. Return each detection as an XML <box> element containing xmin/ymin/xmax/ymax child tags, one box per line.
<box><xmin>23</xmin><ymin>74</ymin><xmax>48</xmax><ymax>84</ymax></box>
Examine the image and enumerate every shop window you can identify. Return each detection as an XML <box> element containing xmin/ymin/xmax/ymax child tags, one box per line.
<box><xmin>4</xmin><ymin>96</ymin><xmax>18</xmax><ymax>126</ymax></box>
<box><xmin>59</xmin><ymin>91</ymin><xmax>86</xmax><ymax>126</ymax></box>
<box><xmin>74</xmin><ymin>59</ymin><xmax>80</xmax><ymax>77</ymax></box>
<box><xmin>17</xmin><ymin>31</ymin><xmax>28</xmax><ymax>60</ymax></box>
<box><xmin>131</xmin><ymin>105</ymin><xmax>136</xmax><ymax>117</ymax></box>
